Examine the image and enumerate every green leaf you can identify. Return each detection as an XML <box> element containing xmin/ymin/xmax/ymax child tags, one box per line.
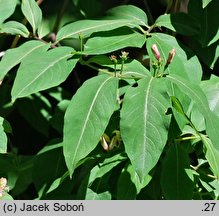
<box><xmin>33</xmin><ymin>141</ymin><xmax>65</xmax><ymax>193</ymax></box>
<box><xmin>38</xmin><ymin>19</ymin><xmax>50</xmax><ymax>39</ymax></box>
<box><xmin>0</xmin><ymin>40</ymin><xmax>50</xmax><ymax>81</ymax></box>
<box><xmin>201</xmin><ymin>134</ymin><xmax>219</xmax><ymax>179</ymax></box>
<box><xmin>121</xmin><ymin>59</ymin><xmax>150</xmax><ymax>79</ymax></box>
<box><xmin>0</xmin><ymin>154</ymin><xmax>19</xmax><ymax>188</ymax></box>
<box><xmin>46</xmin><ymin>171</ymin><xmax>69</xmax><ymax>194</ymax></box>
<box><xmin>86</xmin><ymin>154</ymin><xmax>126</xmax><ymax>200</ymax></box>
<box><xmin>147</xmin><ymin>33</ymin><xmax>202</xmax><ymax>83</ymax></box>
<box><xmin>190</xmin><ymin>105</ymin><xmax>206</xmax><ymax>132</ymax></box>
<box><xmin>120</xmin><ymin>76</ymin><xmax>171</xmax><ymax>182</ymax></box>
<box><xmin>209</xmin><ymin>180</ymin><xmax>219</xmax><ymax>198</ymax></box>
<box><xmin>2</xmin><ymin>119</ymin><xmax>12</xmax><ymax>134</ymax></box>
<box><xmin>21</xmin><ymin>0</ymin><xmax>42</xmax><ymax>34</ymax></box>
<box><xmin>202</xmin><ymin>0</ymin><xmax>213</xmax><ymax>8</ymax></box>
<box><xmin>171</xmin><ymin>96</ymin><xmax>202</xmax><ymax>131</ymax></box>
<box><xmin>86</xmin><ymin>189</ymin><xmax>111</xmax><ymax>200</ymax></box>
<box><xmin>161</xmin><ymin>143</ymin><xmax>194</xmax><ymax>199</ymax></box>
<box><xmin>83</xmin><ymin>28</ymin><xmax>146</xmax><ymax>55</ymax></box>
<box><xmin>106</xmin><ymin>5</ymin><xmax>148</xmax><ymax>27</ymax></box>
<box><xmin>11</xmin><ymin>156</ymin><xmax>34</xmax><ymax>196</ymax></box>
<box><xmin>63</xmin><ymin>75</ymin><xmax>118</xmax><ymax>176</ymax></box>
<box><xmin>155</xmin><ymin>13</ymin><xmax>200</xmax><ymax>36</ymax></box>
<box><xmin>74</xmin><ymin>0</ymin><xmax>103</xmax><ymax>18</ymax></box>
<box><xmin>0</xmin><ymin>117</ymin><xmax>7</xmax><ymax>153</ymax></box>
<box><xmin>193</xmin><ymin>41</ymin><xmax>219</xmax><ymax>69</ymax></box>
<box><xmin>166</xmin><ymin>74</ymin><xmax>219</xmax><ymax>151</ymax></box>
<box><xmin>89</xmin><ymin>154</ymin><xmax>126</xmax><ymax>184</ymax></box>
<box><xmin>201</xmin><ymin>75</ymin><xmax>219</xmax><ymax>117</ymax></box>
<box><xmin>171</xmin><ymin>96</ymin><xmax>186</xmax><ymax>116</ymax></box>
<box><xmin>0</xmin><ymin>193</ymin><xmax>14</xmax><ymax>200</ymax></box>
<box><xmin>11</xmin><ymin>47</ymin><xmax>77</xmax><ymax>101</ymax></box>
<box><xmin>16</xmin><ymin>93</ymin><xmax>52</xmax><ymax>137</ymax></box>
<box><xmin>0</xmin><ymin>21</ymin><xmax>29</xmax><ymax>37</ymax></box>
<box><xmin>56</xmin><ymin>19</ymin><xmax>142</xmax><ymax>43</ymax></box>
<box><xmin>188</xmin><ymin>0</ymin><xmax>219</xmax><ymax>46</ymax></box>
<box><xmin>46</xmin><ymin>177</ymin><xmax>62</xmax><ymax>194</ymax></box>
<box><xmin>0</xmin><ymin>0</ymin><xmax>17</xmax><ymax>24</ymax></box>
<box><xmin>50</xmin><ymin>100</ymin><xmax>70</xmax><ymax>134</ymax></box>
<box><xmin>117</xmin><ymin>163</ymin><xmax>152</xmax><ymax>199</ymax></box>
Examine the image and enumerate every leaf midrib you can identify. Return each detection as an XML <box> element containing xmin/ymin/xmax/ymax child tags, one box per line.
<box><xmin>15</xmin><ymin>53</ymin><xmax>72</xmax><ymax>98</ymax></box>
<box><xmin>57</xmin><ymin>19</ymin><xmax>137</xmax><ymax>42</ymax></box>
<box><xmin>70</xmin><ymin>76</ymin><xmax>114</xmax><ymax>169</ymax></box>
<box><xmin>142</xmin><ymin>77</ymin><xmax>153</xmax><ymax>177</ymax></box>
<box><xmin>1</xmin><ymin>25</ymin><xmax>27</xmax><ymax>34</ymax></box>
<box><xmin>25</xmin><ymin>0</ymin><xmax>36</xmax><ymax>33</ymax></box>
<box><xmin>0</xmin><ymin>42</ymin><xmax>46</xmax><ymax>80</ymax></box>
<box><xmin>85</xmin><ymin>33</ymin><xmax>143</xmax><ymax>54</ymax></box>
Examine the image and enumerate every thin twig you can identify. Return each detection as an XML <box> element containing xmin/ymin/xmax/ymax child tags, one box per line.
<box><xmin>81</xmin><ymin>60</ymin><xmax>144</xmax><ymax>80</ymax></box>
<box><xmin>143</xmin><ymin>0</ymin><xmax>154</xmax><ymax>24</ymax></box>
<box><xmin>53</xmin><ymin>0</ymin><xmax>69</xmax><ymax>34</ymax></box>
<box><xmin>190</xmin><ymin>165</ymin><xmax>218</xmax><ymax>180</ymax></box>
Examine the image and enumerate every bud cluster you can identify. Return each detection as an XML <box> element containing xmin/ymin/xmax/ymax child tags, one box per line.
<box><xmin>120</xmin><ymin>51</ymin><xmax>129</xmax><ymax>61</ymax></box>
<box><xmin>150</xmin><ymin>44</ymin><xmax>176</xmax><ymax>77</ymax></box>
<box><xmin>110</xmin><ymin>55</ymin><xmax>118</xmax><ymax>64</ymax></box>
<box><xmin>110</xmin><ymin>51</ymin><xmax>129</xmax><ymax>75</ymax></box>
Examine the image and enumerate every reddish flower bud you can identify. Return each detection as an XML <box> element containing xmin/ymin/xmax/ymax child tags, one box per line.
<box><xmin>110</xmin><ymin>55</ymin><xmax>118</xmax><ymax>64</ymax></box>
<box><xmin>151</xmin><ymin>44</ymin><xmax>161</xmax><ymax>60</ymax></box>
<box><xmin>166</xmin><ymin>48</ymin><xmax>176</xmax><ymax>65</ymax></box>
